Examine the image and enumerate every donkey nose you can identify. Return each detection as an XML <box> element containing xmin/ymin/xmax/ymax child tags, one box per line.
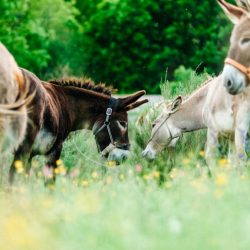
<box><xmin>226</xmin><ymin>79</ymin><xmax>232</xmax><ymax>88</ymax></box>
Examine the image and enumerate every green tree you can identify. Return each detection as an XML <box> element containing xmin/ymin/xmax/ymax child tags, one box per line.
<box><xmin>79</xmin><ymin>0</ymin><xmax>232</xmax><ymax>93</ymax></box>
<box><xmin>0</xmin><ymin>0</ymin><xmax>82</xmax><ymax>78</ymax></box>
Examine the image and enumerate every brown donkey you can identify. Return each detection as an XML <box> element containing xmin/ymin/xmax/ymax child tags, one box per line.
<box><xmin>0</xmin><ymin>43</ymin><xmax>31</xmax><ymax>155</ymax></box>
<box><xmin>9</xmin><ymin>69</ymin><xmax>148</xmax><ymax>182</ymax></box>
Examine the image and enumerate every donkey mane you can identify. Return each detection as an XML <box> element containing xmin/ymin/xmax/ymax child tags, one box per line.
<box><xmin>49</xmin><ymin>77</ymin><xmax>116</xmax><ymax>96</ymax></box>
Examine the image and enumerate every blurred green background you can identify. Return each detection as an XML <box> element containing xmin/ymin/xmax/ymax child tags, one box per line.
<box><xmin>0</xmin><ymin>0</ymin><xmax>233</xmax><ymax>93</ymax></box>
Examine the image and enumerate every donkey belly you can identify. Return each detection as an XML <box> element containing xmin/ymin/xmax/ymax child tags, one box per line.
<box><xmin>33</xmin><ymin>129</ymin><xmax>56</xmax><ymax>155</ymax></box>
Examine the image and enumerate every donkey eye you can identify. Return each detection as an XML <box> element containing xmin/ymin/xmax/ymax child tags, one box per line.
<box><xmin>152</xmin><ymin>123</ymin><xmax>156</xmax><ymax>128</ymax></box>
<box><xmin>119</xmin><ymin>121</ymin><xmax>127</xmax><ymax>128</ymax></box>
<box><xmin>241</xmin><ymin>38</ymin><xmax>250</xmax><ymax>45</ymax></box>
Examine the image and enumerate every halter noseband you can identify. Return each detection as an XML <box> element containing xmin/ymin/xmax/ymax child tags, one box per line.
<box><xmin>225</xmin><ymin>58</ymin><xmax>250</xmax><ymax>80</ymax></box>
<box><xmin>93</xmin><ymin>97</ymin><xmax>130</xmax><ymax>156</ymax></box>
<box><xmin>148</xmin><ymin>111</ymin><xmax>182</xmax><ymax>150</ymax></box>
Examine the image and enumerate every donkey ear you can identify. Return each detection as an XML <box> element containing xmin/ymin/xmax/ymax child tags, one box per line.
<box><xmin>125</xmin><ymin>99</ymin><xmax>149</xmax><ymax>111</ymax></box>
<box><xmin>117</xmin><ymin>90</ymin><xmax>146</xmax><ymax>109</ymax></box>
<box><xmin>217</xmin><ymin>0</ymin><xmax>246</xmax><ymax>24</ymax></box>
<box><xmin>170</xmin><ymin>96</ymin><xmax>182</xmax><ymax>113</ymax></box>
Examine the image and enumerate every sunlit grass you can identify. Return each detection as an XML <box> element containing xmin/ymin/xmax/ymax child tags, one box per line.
<box><xmin>1</xmin><ymin>71</ymin><xmax>250</xmax><ymax>250</ymax></box>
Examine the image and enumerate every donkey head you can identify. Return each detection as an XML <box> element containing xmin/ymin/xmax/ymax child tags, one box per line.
<box><xmin>93</xmin><ymin>90</ymin><xmax>148</xmax><ymax>162</ymax></box>
<box><xmin>218</xmin><ymin>0</ymin><xmax>250</xmax><ymax>94</ymax></box>
<box><xmin>142</xmin><ymin>96</ymin><xmax>182</xmax><ymax>160</ymax></box>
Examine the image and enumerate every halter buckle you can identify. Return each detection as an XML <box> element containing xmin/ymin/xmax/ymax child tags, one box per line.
<box><xmin>106</xmin><ymin>108</ymin><xmax>112</xmax><ymax>116</ymax></box>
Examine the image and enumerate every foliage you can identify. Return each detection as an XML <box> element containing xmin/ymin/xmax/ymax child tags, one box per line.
<box><xmin>160</xmin><ymin>66</ymin><xmax>211</xmax><ymax>99</ymax></box>
<box><xmin>0</xmin><ymin>0</ymin><xmax>234</xmax><ymax>92</ymax></box>
<box><xmin>80</xmin><ymin>0</ymin><xmax>232</xmax><ymax>93</ymax></box>
<box><xmin>0</xmin><ymin>0</ymin><xmax>82</xmax><ymax>77</ymax></box>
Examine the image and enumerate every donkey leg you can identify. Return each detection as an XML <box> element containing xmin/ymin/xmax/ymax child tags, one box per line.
<box><xmin>45</xmin><ymin>144</ymin><xmax>63</xmax><ymax>184</ymax></box>
<box><xmin>235</xmin><ymin>125</ymin><xmax>249</xmax><ymax>162</ymax></box>
<box><xmin>205</xmin><ymin>127</ymin><xmax>219</xmax><ymax>169</ymax></box>
<box><xmin>9</xmin><ymin>128</ymin><xmax>39</xmax><ymax>184</ymax></box>
<box><xmin>9</xmin><ymin>147</ymin><xmax>32</xmax><ymax>184</ymax></box>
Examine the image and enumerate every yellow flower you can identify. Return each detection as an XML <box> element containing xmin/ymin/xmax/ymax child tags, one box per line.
<box><xmin>82</xmin><ymin>180</ymin><xmax>89</xmax><ymax>187</ymax></box>
<box><xmin>199</xmin><ymin>150</ymin><xmax>205</xmax><ymax>157</ymax></box>
<box><xmin>14</xmin><ymin>160</ymin><xmax>24</xmax><ymax>174</ymax></box>
<box><xmin>215</xmin><ymin>173</ymin><xmax>228</xmax><ymax>186</ymax></box>
<box><xmin>153</xmin><ymin>171</ymin><xmax>160</xmax><ymax>179</ymax></box>
<box><xmin>54</xmin><ymin>168</ymin><xmax>60</xmax><ymax>174</ymax></box>
<box><xmin>218</xmin><ymin>158</ymin><xmax>228</xmax><ymax>167</ymax></box>
<box><xmin>56</xmin><ymin>159</ymin><xmax>63</xmax><ymax>165</ymax></box>
<box><xmin>170</xmin><ymin>168</ymin><xmax>178</xmax><ymax>179</ymax></box>
<box><xmin>91</xmin><ymin>171</ymin><xmax>99</xmax><ymax>179</ymax></box>
<box><xmin>106</xmin><ymin>161</ymin><xmax>117</xmax><ymax>168</ymax></box>
<box><xmin>119</xmin><ymin>174</ymin><xmax>125</xmax><ymax>180</ymax></box>
<box><xmin>58</xmin><ymin>165</ymin><xmax>66</xmax><ymax>175</ymax></box>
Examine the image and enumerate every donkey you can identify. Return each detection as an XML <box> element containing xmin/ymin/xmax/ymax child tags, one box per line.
<box><xmin>0</xmin><ymin>43</ymin><xmax>30</xmax><ymax>155</ymax></box>
<box><xmin>219</xmin><ymin>0</ymin><xmax>250</xmax><ymax>94</ymax></box>
<box><xmin>143</xmin><ymin>74</ymin><xmax>250</xmax><ymax>164</ymax></box>
<box><xmin>9</xmin><ymin>70</ymin><xmax>148</xmax><ymax>183</ymax></box>
<box><xmin>142</xmin><ymin>79</ymin><xmax>212</xmax><ymax>160</ymax></box>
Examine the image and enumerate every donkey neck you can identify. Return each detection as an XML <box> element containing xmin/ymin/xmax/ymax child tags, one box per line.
<box><xmin>170</xmin><ymin>81</ymin><xmax>212</xmax><ymax>132</ymax></box>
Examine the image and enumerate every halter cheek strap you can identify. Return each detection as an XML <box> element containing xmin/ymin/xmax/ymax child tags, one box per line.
<box><xmin>225</xmin><ymin>58</ymin><xmax>250</xmax><ymax>80</ymax></box>
<box><xmin>148</xmin><ymin>111</ymin><xmax>182</xmax><ymax>149</ymax></box>
<box><xmin>93</xmin><ymin>97</ymin><xmax>118</xmax><ymax>156</ymax></box>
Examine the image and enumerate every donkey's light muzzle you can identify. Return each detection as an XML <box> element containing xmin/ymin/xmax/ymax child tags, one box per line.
<box><xmin>223</xmin><ymin>58</ymin><xmax>248</xmax><ymax>95</ymax></box>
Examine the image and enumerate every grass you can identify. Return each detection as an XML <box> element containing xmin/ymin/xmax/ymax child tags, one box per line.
<box><xmin>1</xmin><ymin>70</ymin><xmax>250</xmax><ymax>250</ymax></box>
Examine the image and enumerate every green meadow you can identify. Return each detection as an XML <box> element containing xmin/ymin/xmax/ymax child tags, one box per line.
<box><xmin>1</xmin><ymin>71</ymin><xmax>250</xmax><ymax>250</ymax></box>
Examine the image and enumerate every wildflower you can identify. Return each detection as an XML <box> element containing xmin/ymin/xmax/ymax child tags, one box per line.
<box><xmin>58</xmin><ymin>165</ymin><xmax>66</xmax><ymax>176</ymax></box>
<box><xmin>135</xmin><ymin>164</ymin><xmax>142</xmax><ymax>172</ymax></box>
<box><xmin>91</xmin><ymin>171</ymin><xmax>99</xmax><ymax>179</ymax></box>
<box><xmin>106</xmin><ymin>161</ymin><xmax>116</xmax><ymax>168</ymax></box>
<box><xmin>82</xmin><ymin>180</ymin><xmax>89</xmax><ymax>187</ymax></box>
<box><xmin>56</xmin><ymin>159</ymin><xmax>63</xmax><ymax>166</ymax></box>
<box><xmin>54</xmin><ymin>168</ymin><xmax>60</xmax><ymax>175</ymax></box>
<box><xmin>215</xmin><ymin>173</ymin><xmax>228</xmax><ymax>186</ymax></box>
<box><xmin>153</xmin><ymin>171</ymin><xmax>160</xmax><ymax>179</ymax></box>
<box><xmin>218</xmin><ymin>158</ymin><xmax>228</xmax><ymax>167</ymax></box>
<box><xmin>14</xmin><ymin>160</ymin><xmax>24</xmax><ymax>174</ymax></box>
<box><xmin>199</xmin><ymin>150</ymin><xmax>205</xmax><ymax>157</ymax></box>
<box><xmin>170</xmin><ymin>168</ymin><xmax>178</xmax><ymax>179</ymax></box>
<box><xmin>119</xmin><ymin>174</ymin><xmax>125</xmax><ymax>180</ymax></box>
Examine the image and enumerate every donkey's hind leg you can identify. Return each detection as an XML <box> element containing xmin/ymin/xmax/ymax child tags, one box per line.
<box><xmin>9</xmin><ymin>147</ymin><xmax>32</xmax><ymax>184</ymax></box>
<box><xmin>9</xmin><ymin>128</ymin><xmax>38</xmax><ymax>184</ymax></box>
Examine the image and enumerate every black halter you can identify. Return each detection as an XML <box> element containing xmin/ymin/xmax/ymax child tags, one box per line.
<box><xmin>93</xmin><ymin>97</ymin><xmax>117</xmax><ymax>144</ymax></box>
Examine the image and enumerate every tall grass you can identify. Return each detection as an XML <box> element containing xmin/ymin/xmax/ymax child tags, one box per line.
<box><xmin>0</xmin><ymin>69</ymin><xmax>250</xmax><ymax>250</ymax></box>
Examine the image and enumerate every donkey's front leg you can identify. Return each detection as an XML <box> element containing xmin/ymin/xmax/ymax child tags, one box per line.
<box><xmin>45</xmin><ymin>144</ymin><xmax>63</xmax><ymax>185</ymax></box>
<box><xmin>235</xmin><ymin>125</ymin><xmax>249</xmax><ymax>162</ymax></box>
<box><xmin>205</xmin><ymin>127</ymin><xmax>219</xmax><ymax>168</ymax></box>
